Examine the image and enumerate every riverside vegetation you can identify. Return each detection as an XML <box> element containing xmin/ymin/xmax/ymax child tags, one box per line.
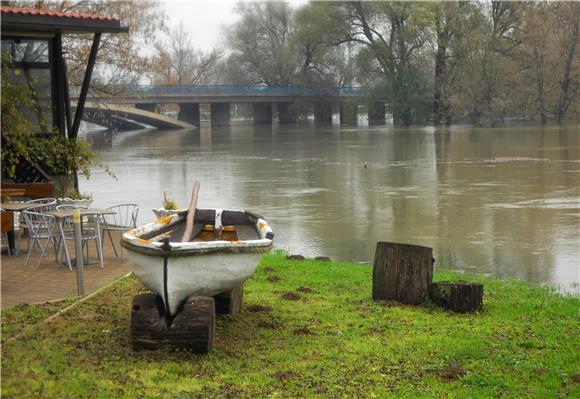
<box><xmin>2</xmin><ymin>251</ymin><xmax>579</xmax><ymax>398</ymax></box>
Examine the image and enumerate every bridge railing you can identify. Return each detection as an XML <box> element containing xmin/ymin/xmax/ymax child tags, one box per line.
<box><xmin>72</xmin><ymin>85</ymin><xmax>369</xmax><ymax>97</ymax></box>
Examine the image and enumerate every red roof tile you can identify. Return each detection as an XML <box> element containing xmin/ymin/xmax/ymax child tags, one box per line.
<box><xmin>0</xmin><ymin>6</ymin><xmax>119</xmax><ymax>22</ymax></box>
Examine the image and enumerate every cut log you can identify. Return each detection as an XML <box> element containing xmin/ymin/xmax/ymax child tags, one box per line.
<box><xmin>213</xmin><ymin>284</ymin><xmax>243</xmax><ymax>315</ymax></box>
<box><xmin>372</xmin><ymin>242</ymin><xmax>434</xmax><ymax>305</ymax></box>
<box><xmin>429</xmin><ymin>281</ymin><xmax>483</xmax><ymax>313</ymax></box>
<box><xmin>131</xmin><ymin>294</ymin><xmax>215</xmax><ymax>352</ymax></box>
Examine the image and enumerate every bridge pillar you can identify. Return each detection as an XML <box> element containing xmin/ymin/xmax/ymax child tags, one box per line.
<box><xmin>178</xmin><ymin>103</ymin><xmax>200</xmax><ymax>126</ymax></box>
<box><xmin>253</xmin><ymin>103</ymin><xmax>272</xmax><ymax>125</ymax></box>
<box><xmin>135</xmin><ymin>103</ymin><xmax>157</xmax><ymax>113</ymax></box>
<box><xmin>277</xmin><ymin>102</ymin><xmax>297</xmax><ymax>124</ymax></box>
<box><xmin>314</xmin><ymin>102</ymin><xmax>333</xmax><ymax>125</ymax></box>
<box><xmin>210</xmin><ymin>103</ymin><xmax>231</xmax><ymax>127</ymax></box>
<box><xmin>368</xmin><ymin>102</ymin><xmax>386</xmax><ymax>126</ymax></box>
<box><xmin>340</xmin><ymin>103</ymin><xmax>358</xmax><ymax>126</ymax></box>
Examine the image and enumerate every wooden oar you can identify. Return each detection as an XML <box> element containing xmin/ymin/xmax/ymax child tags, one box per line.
<box><xmin>180</xmin><ymin>181</ymin><xmax>201</xmax><ymax>242</ymax></box>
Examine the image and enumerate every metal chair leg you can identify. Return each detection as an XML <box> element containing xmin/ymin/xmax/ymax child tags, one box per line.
<box><xmin>105</xmin><ymin>228</ymin><xmax>119</xmax><ymax>257</ymax></box>
<box><xmin>96</xmin><ymin>225</ymin><xmax>104</xmax><ymax>269</ymax></box>
<box><xmin>35</xmin><ymin>237</ymin><xmax>52</xmax><ymax>267</ymax></box>
<box><xmin>25</xmin><ymin>237</ymin><xmax>40</xmax><ymax>265</ymax></box>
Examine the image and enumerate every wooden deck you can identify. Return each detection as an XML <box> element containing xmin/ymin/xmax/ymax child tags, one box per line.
<box><xmin>1</xmin><ymin>231</ymin><xmax>131</xmax><ymax>308</ymax></box>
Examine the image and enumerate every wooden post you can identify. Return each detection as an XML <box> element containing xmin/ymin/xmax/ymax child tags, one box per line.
<box><xmin>429</xmin><ymin>281</ymin><xmax>483</xmax><ymax>313</ymax></box>
<box><xmin>181</xmin><ymin>181</ymin><xmax>200</xmax><ymax>242</ymax></box>
<box><xmin>72</xmin><ymin>208</ymin><xmax>85</xmax><ymax>296</ymax></box>
<box><xmin>70</xmin><ymin>32</ymin><xmax>101</xmax><ymax>140</ymax></box>
<box><xmin>372</xmin><ymin>242</ymin><xmax>434</xmax><ymax>305</ymax></box>
<box><xmin>131</xmin><ymin>294</ymin><xmax>215</xmax><ymax>352</ymax></box>
<box><xmin>213</xmin><ymin>284</ymin><xmax>243</xmax><ymax>315</ymax></box>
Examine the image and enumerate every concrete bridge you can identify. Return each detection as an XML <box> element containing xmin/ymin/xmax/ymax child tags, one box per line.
<box><xmin>82</xmin><ymin>102</ymin><xmax>194</xmax><ymax>130</ymax></box>
<box><xmin>78</xmin><ymin>86</ymin><xmax>387</xmax><ymax>129</ymax></box>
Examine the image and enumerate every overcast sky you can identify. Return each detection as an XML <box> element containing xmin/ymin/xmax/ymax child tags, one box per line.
<box><xmin>160</xmin><ymin>0</ymin><xmax>308</xmax><ymax>52</ymax></box>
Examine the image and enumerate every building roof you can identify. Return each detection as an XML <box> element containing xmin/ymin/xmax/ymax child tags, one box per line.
<box><xmin>1</xmin><ymin>6</ymin><xmax>128</xmax><ymax>34</ymax></box>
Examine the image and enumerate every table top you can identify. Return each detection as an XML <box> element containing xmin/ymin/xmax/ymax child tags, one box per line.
<box><xmin>0</xmin><ymin>202</ymin><xmax>36</xmax><ymax>212</ymax></box>
<box><xmin>47</xmin><ymin>208</ymin><xmax>116</xmax><ymax>219</ymax></box>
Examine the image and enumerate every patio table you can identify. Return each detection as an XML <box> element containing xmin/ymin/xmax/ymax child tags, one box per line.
<box><xmin>46</xmin><ymin>208</ymin><xmax>116</xmax><ymax>266</ymax></box>
<box><xmin>47</xmin><ymin>208</ymin><xmax>117</xmax><ymax>296</ymax></box>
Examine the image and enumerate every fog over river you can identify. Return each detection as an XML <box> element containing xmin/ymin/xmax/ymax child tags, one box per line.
<box><xmin>82</xmin><ymin>122</ymin><xmax>580</xmax><ymax>290</ymax></box>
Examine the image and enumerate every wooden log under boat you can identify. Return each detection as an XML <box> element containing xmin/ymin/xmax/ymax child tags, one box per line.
<box><xmin>131</xmin><ymin>294</ymin><xmax>215</xmax><ymax>352</ymax></box>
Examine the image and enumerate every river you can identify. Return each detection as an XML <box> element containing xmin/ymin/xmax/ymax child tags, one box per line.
<box><xmin>81</xmin><ymin>122</ymin><xmax>580</xmax><ymax>290</ymax></box>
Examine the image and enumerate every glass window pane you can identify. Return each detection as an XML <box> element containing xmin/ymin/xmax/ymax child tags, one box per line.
<box><xmin>4</xmin><ymin>68</ymin><xmax>53</xmax><ymax>133</ymax></box>
<box><xmin>1</xmin><ymin>38</ymin><xmax>49</xmax><ymax>63</ymax></box>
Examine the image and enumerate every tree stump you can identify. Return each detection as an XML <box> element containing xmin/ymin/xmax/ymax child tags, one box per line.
<box><xmin>429</xmin><ymin>281</ymin><xmax>483</xmax><ymax>313</ymax></box>
<box><xmin>372</xmin><ymin>242</ymin><xmax>434</xmax><ymax>305</ymax></box>
<box><xmin>213</xmin><ymin>284</ymin><xmax>243</xmax><ymax>315</ymax></box>
<box><xmin>131</xmin><ymin>294</ymin><xmax>215</xmax><ymax>352</ymax></box>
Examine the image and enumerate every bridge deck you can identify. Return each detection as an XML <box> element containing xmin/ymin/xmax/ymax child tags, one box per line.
<box><xmin>75</xmin><ymin>86</ymin><xmax>374</xmax><ymax>105</ymax></box>
<box><xmin>82</xmin><ymin>103</ymin><xmax>194</xmax><ymax>129</ymax></box>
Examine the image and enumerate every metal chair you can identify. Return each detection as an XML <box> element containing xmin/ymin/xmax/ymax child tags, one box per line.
<box><xmin>56</xmin><ymin>204</ymin><xmax>103</xmax><ymax>270</ymax></box>
<box><xmin>22</xmin><ymin>210</ymin><xmax>62</xmax><ymax>268</ymax></box>
<box><xmin>17</xmin><ymin>198</ymin><xmax>56</xmax><ymax>255</ymax></box>
<box><xmin>101</xmin><ymin>204</ymin><xmax>139</xmax><ymax>258</ymax></box>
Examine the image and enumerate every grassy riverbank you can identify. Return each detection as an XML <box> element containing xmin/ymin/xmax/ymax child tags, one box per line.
<box><xmin>2</xmin><ymin>251</ymin><xmax>579</xmax><ymax>398</ymax></box>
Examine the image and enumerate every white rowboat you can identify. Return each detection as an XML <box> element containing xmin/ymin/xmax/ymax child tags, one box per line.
<box><xmin>121</xmin><ymin>208</ymin><xmax>273</xmax><ymax>317</ymax></box>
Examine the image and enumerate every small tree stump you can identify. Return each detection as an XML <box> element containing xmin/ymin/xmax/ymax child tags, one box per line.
<box><xmin>429</xmin><ymin>281</ymin><xmax>483</xmax><ymax>313</ymax></box>
<box><xmin>372</xmin><ymin>242</ymin><xmax>434</xmax><ymax>305</ymax></box>
<box><xmin>213</xmin><ymin>284</ymin><xmax>243</xmax><ymax>315</ymax></box>
<box><xmin>131</xmin><ymin>294</ymin><xmax>215</xmax><ymax>352</ymax></box>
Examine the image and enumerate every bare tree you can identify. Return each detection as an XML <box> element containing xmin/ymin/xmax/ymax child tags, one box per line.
<box><xmin>224</xmin><ymin>2</ymin><xmax>301</xmax><ymax>86</ymax></box>
<box><xmin>7</xmin><ymin>0</ymin><xmax>166</xmax><ymax>90</ymax></box>
<box><xmin>151</xmin><ymin>22</ymin><xmax>221</xmax><ymax>86</ymax></box>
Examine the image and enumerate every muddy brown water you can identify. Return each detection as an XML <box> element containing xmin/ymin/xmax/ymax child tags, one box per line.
<box><xmin>81</xmin><ymin>122</ymin><xmax>580</xmax><ymax>291</ymax></box>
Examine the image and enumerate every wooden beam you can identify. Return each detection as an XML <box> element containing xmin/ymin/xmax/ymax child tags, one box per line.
<box><xmin>53</xmin><ymin>33</ymin><xmax>67</xmax><ymax>136</ymax></box>
<box><xmin>70</xmin><ymin>32</ymin><xmax>101</xmax><ymax>140</ymax></box>
<box><xmin>61</xmin><ymin>49</ymin><xmax>73</xmax><ymax>137</ymax></box>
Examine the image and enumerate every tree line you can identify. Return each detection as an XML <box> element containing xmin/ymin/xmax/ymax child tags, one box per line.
<box><xmin>218</xmin><ymin>1</ymin><xmax>579</xmax><ymax>127</ymax></box>
<box><xmin>7</xmin><ymin>1</ymin><xmax>579</xmax><ymax>127</ymax></box>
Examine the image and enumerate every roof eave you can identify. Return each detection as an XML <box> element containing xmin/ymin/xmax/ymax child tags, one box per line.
<box><xmin>1</xmin><ymin>13</ymin><xmax>128</xmax><ymax>34</ymax></box>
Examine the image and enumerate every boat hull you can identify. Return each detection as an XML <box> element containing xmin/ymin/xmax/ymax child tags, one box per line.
<box><xmin>128</xmin><ymin>250</ymin><xmax>262</xmax><ymax>316</ymax></box>
<box><xmin>121</xmin><ymin>208</ymin><xmax>274</xmax><ymax>317</ymax></box>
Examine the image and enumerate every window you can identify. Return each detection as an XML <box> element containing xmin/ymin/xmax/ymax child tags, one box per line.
<box><xmin>1</xmin><ymin>38</ymin><xmax>54</xmax><ymax>134</ymax></box>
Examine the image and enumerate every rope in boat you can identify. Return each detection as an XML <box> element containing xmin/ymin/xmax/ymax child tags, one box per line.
<box><xmin>161</xmin><ymin>238</ymin><xmax>172</xmax><ymax>318</ymax></box>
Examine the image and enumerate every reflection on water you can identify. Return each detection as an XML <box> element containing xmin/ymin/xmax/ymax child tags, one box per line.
<box><xmin>82</xmin><ymin>123</ymin><xmax>580</xmax><ymax>290</ymax></box>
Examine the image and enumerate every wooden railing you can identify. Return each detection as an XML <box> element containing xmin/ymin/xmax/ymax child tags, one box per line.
<box><xmin>1</xmin><ymin>181</ymin><xmax>54</xmax><ymax>198</ymax></box>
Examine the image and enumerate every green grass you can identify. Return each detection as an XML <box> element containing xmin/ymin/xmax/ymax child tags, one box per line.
<box><xmin>2</xmin><ymin>251</ymin><xmax>579</xmax><ymax>398</ymax></box>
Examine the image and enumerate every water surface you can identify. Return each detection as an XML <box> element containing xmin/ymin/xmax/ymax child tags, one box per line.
<box><xmin>82</xmin><ymin>123</ymin><xmax>580</xmax><ymax>290</ymax></box>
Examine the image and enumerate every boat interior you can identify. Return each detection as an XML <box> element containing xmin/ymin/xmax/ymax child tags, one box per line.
<box><xmin>140</xmin><ymin>209</ymin><xmax>265</xmax><ymax>243</ymax></box>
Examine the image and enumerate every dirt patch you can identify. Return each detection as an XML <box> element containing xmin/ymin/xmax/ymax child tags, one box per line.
<box><xmin>257</xmin><ymin>320</ymin><xmax>277</xmax><ymax>329</ymax></box>
<box><xmin>293</xmin><ymin>326</ymin><xmax>312</xmax><ymax>335</ymax></box>
<box><xmin>262</xmin><ymin>267</ymin><xmax>275</xmax><ymax>273</ymax></box>
<box><xmin>440</xmin><ymin>364</ymin><xmax>466</xmax><ymax>381</ymax></box>
<box><xmin>286</xmin><ymin>254</ymin><xmax>305</xmax><ymax>260</ymax></box>
<box><xmin>367</xmin><ymin>326</ymin><xmax>384</xmax><ymax>334</ymax></box>
<box><xmin>532</xmin><ymin>368</ymin><xmax>548</xmax><ymax>375</ymax></box>
<box><xmin>246</xmin><ymin>304</ymin><xmax>272</xmax><ymax>313</ymax></box>
<box><xmin>377</xmin><ymin>299</ymin><xmax>402</xmax><ymax>307</ymax></box>
<box><xmin>79</xmin><ymin>312</ymin><xmax>101</xmax><ymax>320</ymax></box>
<box><xmin>267</xmin><ymin>276</ymin><xmax>282</xmax><ymax>283</ymax></box>
<box><xmin>273</xmin><ymin>370</ymin><xmax>300</xmax><ymax>380</ymax></box>
<box><xmin>314</xmin><ymin>256</ymin><xmax>332</xmax><ymax>262</ymax></box>
<box><xmin>572</xmin><ymin>373</ymin><xmax>580</xmax><ymax>383</ymax></box>
<box><xmin>296</xmin><ymin>286</ymin><xmax>314</xmax><ymax>294</ymax></box>
<box><xmin>281</xmin><ymin>292</ymin><xmax>301</xmax><ymax>300</ymax></box>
